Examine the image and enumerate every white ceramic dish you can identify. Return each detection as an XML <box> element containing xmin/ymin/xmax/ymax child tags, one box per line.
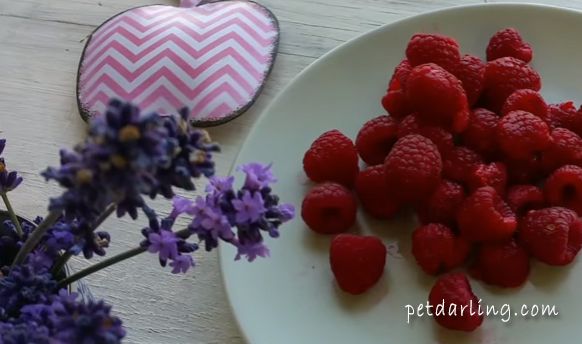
<box><xmin>220</xmin><ymin>4</ymin><xmax>582</xmax><ymax>343</ymax></box>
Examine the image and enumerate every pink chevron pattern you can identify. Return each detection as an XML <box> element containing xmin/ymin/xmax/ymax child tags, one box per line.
<box><xmin>77</xmin><ymin>0</ymin><xmax>279</xmax><ymax>124</ymax></box>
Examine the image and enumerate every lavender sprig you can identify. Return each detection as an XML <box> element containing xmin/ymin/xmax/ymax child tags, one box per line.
<box><xmin>0</xmin><ymin>139</ymin><xmax>24</xmax><ymax>237</ymax></box>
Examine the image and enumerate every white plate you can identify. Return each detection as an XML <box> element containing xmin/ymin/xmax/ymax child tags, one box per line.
<box><xmin>219</xmin><ymin>4</ymin><xmax>582</xmax><ymax>343</ymax></box>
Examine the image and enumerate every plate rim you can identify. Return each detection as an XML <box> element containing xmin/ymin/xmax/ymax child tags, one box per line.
<box><xmin>217</xmin><ymin>3</ymin><xmax>582</xmax><ymax>343</ymax></box>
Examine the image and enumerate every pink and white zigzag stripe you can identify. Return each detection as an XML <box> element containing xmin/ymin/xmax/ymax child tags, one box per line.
<box><xmin>78</xmin><ymin>1</ymin><xmax>278</xmax><ymax>123</ymax></box>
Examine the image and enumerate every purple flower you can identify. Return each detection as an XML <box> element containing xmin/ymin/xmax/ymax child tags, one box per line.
<box><xmin>0</xmin><ymin>265</ymin><xmax>56</xmax><ymax>317</ymax></box>
<box><xmin>278</xmin><ymin>203</ymin><xmax>296</xmax><ymax>222</ymax></box>
<box><xmin>232</xmin><ymin>191</ymin><xmax>266</xmax><ymax>224</ymax></box>
<box><xmin>0</xmin><ymin>141</ymin><xmax>22</xmax><ymax>193</ymax></box>
<box><xmin>0</xmin><ymin>321</ymin><xmax>51</xmax><ymax>344</ymax></box>
<box><xmin>170</xmin><ymin>195</ymin><xmax>195</xmax><ymax>219</ymax></box>
<box><xmin>206</xmin><ymin>176</ymin><xmax>234</xmax><ymax>194</ymax></box>
<box><xmin>147</xmin><ymin>230</ymin><xmax>178</xmax><ymax>264</ymax></box>
<box><xmin>169</xmin><ymin>255</ymin><xmax>193</xmax><ymax>274</ymax></box>
<box><xmin>239</xmin><ymin>163</ymin><xmax>277</xmax><ymax>190</ymax></box>
<box><xmin>234</xmin><ymin>241</ymin><xmax>270</xmax><ymax>262</ymax></box>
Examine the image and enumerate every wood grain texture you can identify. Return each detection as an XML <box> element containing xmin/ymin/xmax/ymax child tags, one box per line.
<box><xmin>1</xmin><ymin>0</ymin><xmax>582</xmax><ymax>342</ymax></box>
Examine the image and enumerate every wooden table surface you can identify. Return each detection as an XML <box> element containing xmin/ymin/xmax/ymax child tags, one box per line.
<box><xmin>0</xmin><ymin>0</ymin><xmax>581</xmax><ymax>342</ymax></box>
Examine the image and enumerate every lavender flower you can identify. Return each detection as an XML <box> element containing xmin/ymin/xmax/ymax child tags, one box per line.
<box><xmin>0</xmin><ymin>265</ymin><xmax>56</xmax><ymax>317</ymax></box>
<box><xmin>232</xmin><ymin>191</ymin><xmax>266</xmax><ymax>224</ymax></box>
<box><xmin>0</xmin><ymin>140</ymin><xmax>23</xmax><ymax>194</ymax></box>
<box><xmin>0</xmin><ymin>321</ymin><xmax>51</xmax><ymax>344</ymax></box>
<box><xmin>239</xmin><ymin>163</ymin><xmax>277</xmax><ymax>190</ymax></box>
<box><xmin>147</xmin><ymin>230</ymin><xmax>179</xmax><ymax>264</ymax></box>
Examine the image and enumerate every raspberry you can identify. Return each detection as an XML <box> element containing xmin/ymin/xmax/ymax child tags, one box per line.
<box><xmin>457</xmin><ymin>186</ymin><xmax>517</xmax><ymax>242</ymax></box>
<box><xmin>470</xmin><ymin>239</ymin><xmax>530</xmax><ymax>288</ymax></box>
<box><xmin>388</xmin><ymin>59</ymin><xmax>412</xmax><ymax>91</ymax></box>
<box><xmin>355</xmin><ymin>166</ymin><xmax>400</xmax><ymax>219</ymax></box>
<box><xmin>506</xmin><ymin>158</ymin><xmax>545</xmax><ymax>185</ymax></box>
<box><xmin>405</xmin><ymin>63</ymin><xmax>469</xmax><ymax>133</ymax></box>
<box><xmin>384</xmin><ymin>135</ymin><xmax>442</xmax><ymax>204</ymax></box>
<box><xmin>547</xmin><ymin>101</ymin><xmax>582</xmax><ymax>136</ymax></box>
<box><xmin>442</xmin><ymin>147</ymin><xmax>483</xmax><ymax>184</ymax></box>
<box><xmin>520</xmin><ymin>207</ymin><xmax>582</xmax><ymax>265</ymax></box>
<box><xmin>497</xmin><ymin>110</ymin><xmax>551</xmax><ymax>161</ymax></box>
<box><xmin>355</xmin><ymin>116</ymin><xmax>399</xmax><ymax>165</ymax></box>
<box><xmin>483</xmin><ymin>57</ymin><xmax>541</xmax><ymax>111</ymax></box>
<box><xmin>451</xmin><ymin>54</ymin><xmax>485</xmax><ymax>106</ymax></box>
<box><xmin>542</xmin><ymin>128</ymin><xmax>582</xmax><ymax>172</ymax></box>
<box><xmin>506</xmin><ymin>184</ymin><xmax>544</xmax><ymax>216</ymax></box>
<box><xmin>330</xmin><ymin>234</ymin><xmax>387</xmax><ymax>295</ymax></box>
<box><xmin>544</xmin><ymin>165</ymin><xmax>582</xmax><ymax>215</ymax></box>
<box><xmin>462</xmin><ymin>108</ymin><xmax>499</xmax><ymax>157</ymax></box>
<box><xmin>486</xmin><ymin>28</ymin><xmax>533</xmax><ymax>63</ymax></box>
<box><xmin>405</xmin><ymin>33</ymin><xmax>461</xmax><ymax>71</ymax></box>
<box><xmin>301</xmin><ymin>183</ymin><xmax>357</xmax><ymax>234</ymax></box>
<box><xmin>397</xmin><ymin>113</ymin><xmax>454</xmax><ymax>156</ymax></box>
<box><xmin>466</xmin><ymin>162</ymin><xmax>508</xmax><ymax>195</ymax></box>
<box><xmin>303</xmin><ymin>129</ymin><xmax>359</xmax><ymax>186</ymax></box>
<box><xmin>428</xmin><ymin>273</ymin><xmax>484</xmax><ymax>332</ymax></box>
<box><xmin>412</xmin><ymin>224</ymin><xmax>470</xmax><ymax>275</ymax></box>
<box><xmin>381</xmin><ymin>89</ymin><xmax>413</xmax><ymax>120</ymax></box>
<box><xmin>500</xmin><ymin>89</ymin><xmax>548</xmax><ymax>119</ymax></box>
<box><xmin>417</xmin><ymin>180</ymin><xmax>465</xmax><ymax>226</ymax></box>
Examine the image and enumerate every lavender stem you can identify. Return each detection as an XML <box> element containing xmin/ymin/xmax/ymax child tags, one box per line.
<box><xmin>1</xmin><ymin>192</ymin><xmax>23</xmax><ymax>237</ymax></box>
<box><xmin>12</xmin><ymin>210</ymin><xmax>61</xmax><ymax>266</ymax></box>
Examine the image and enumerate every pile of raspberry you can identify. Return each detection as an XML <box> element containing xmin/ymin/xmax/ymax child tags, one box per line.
<box><xmin>301</xmin><ymin>28</ymin><xmax>582</xmax><ymax>332</ymax></box>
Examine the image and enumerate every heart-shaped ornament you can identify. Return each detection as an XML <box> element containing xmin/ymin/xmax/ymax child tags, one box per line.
<box><xmin>77</xmin><ymin>0</ymin><xmax>279</xmax><ymax>126</ymax></box>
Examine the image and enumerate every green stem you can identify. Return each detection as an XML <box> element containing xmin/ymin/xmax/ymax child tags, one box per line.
<box><xmin>12</xmin><ymin>210</ymin><xmax>61</xmax><ymax>266</ymax></box>
<box><xmin>51</xmin><ymin>252</ymin><xmax>73</xmax><ymax>276</ymax></box>
<box><xmin>57</xmin><ymin>228</ymin><xmax>191</xmax><ymax>288</ymax></box>
<box><xmin>1</xmin><ymin>192</ymin><xmax>23</xmax><ymax>237</ymax></box>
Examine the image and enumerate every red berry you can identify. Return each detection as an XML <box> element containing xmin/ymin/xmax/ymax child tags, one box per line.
<box><xmin>356</xmin><ymin>116</ymin><xmax>399</xmax><ymax>165</ymax></box>
<box><xmin>412</xmin><ymin>224</ymin><xmax>470</xmax><ymax>275</ymax></box>
<box><xmin>301</xmin><ymin>183</ymin><xmax>357</xmax><ymax>234</ymax></box>
<box><xmin>544</xmin><ymin>165</ymin><xmax>582</xmax><ymax>215</ymax></box>
<box><xmin>388</xmin><ymin>59</ymin><xmax>412</xmax><ymax>91</ymax></box>
<box><xmin>483</xmin><ymin>57</ymin><xmax>541</xmax><ymax>112</ymax></box>
<box><xmin>486</xmin><ymin>28</ymin><xmax>533</xmax><ymax>63</ymax></box>
<box><xmin>428</xmin><ymin>273</ymin><xmax>484</xmax><ymax>332</ymax></box>
<box><xmin>303</xmin><ymin>130</ymin><xmax>359</xmax><ymax>186</ymax></box>
<box><xmin>462</xmin><ymin>108</ymin><xmax>499</xmax><ymax>157</ymax></box>
<box><xmin>466</xmin><ymin>162</ymin><xmax>508</xmax><ymax>195</ymax></box>
<box><xmin>542</xmin><ymin>128</ymin><xmax>582</xmax><ymax>172</ymax></box>
<box><xmin>355</xmin><ymin>166</ymin><xmax>400</xmax><ymax>219</ymax></box>
<box><xmin>497</xmin><ymin>110</ymin><xmax>551</xmax><ymax>161</ymax></box>
<box><xmin>506</xmin><ymin>184</ymin><xmax>544</xmax><ymax>216</ymax></box>
<box><xmin>501</xmin><ymin>89</ymin><xmax>548</xmax><ymax>119</ymax></box>
<box><xmin>384</xmin><ymin>135</ymin><xmax>442</xmax><ymax>204</ymax></box>
<box><xmin>397</xmin><ymin>113</ymin><xmax>454</xmax><ymax>156</ymax></box>
<box><xmin>330</xmin><ymin>234</ymin><xmax>387</xmax><ymax>295</ymax></box>
<box><xmin>505</xmin><ymin>158</ymin><xmax>545</xmax><ymax>185</ymax></box>
<box><xmin>457</xmin><ymin>186</ymin><xmax>517</xmax><ymax>242</ymax></box>
<box><xmin>417</xmin><ymin>180</ymin><xmax>465</xmax><ymax>227</ymax></box>
<box><xmin>451</xmin><ymin>54</ymin><xmax>485</xmax><ymax>106</ymax></box>
<box><xmin>381</xmin><ymin>89</ymin><xmax>413</xmax><ymax>120</ymax></box>
<box><xmin>443</xmin><ymin>147</ymin><xmax>483</xmax><ymax>184</ymax></box>
<box><xmin>405</xmin><ymin>33</ymin><xmax>461</xmax><ymax>71</ymax></box>
<box><xmin>520</xmin><ymin>207</ymin><xmax>582</xmax><ymax>265</ymax></box>
<box><xmin>547</xmin><ymin>102</ymin><xmax>582</xmax><ymax>136</ymax></box>
<box><xmin>405</xmin><ymin>63</ymin><xmax>469</xmax><ymax>133</ymax></box>
<box><xmin>470</xmin><ymin>239</ymin><xmax>530</xmax><ymax>288</ymax></box>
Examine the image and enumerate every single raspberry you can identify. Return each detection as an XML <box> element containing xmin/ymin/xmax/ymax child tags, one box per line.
<box><xmin>483</xmin><ymin>57</ymin><xmax>541</xmax><ymax>111</ymax></box>
<box><xmin>405</xmin><ymin>33</ymin><xmax>461</xmax><ymax>71</ymax></box>
<box><xmin>301</xmin><ymin>183</ymin><xmax>357</xmax><ymax>234</ymax></box>
<box><xmin>486</xmin><ymin>28</ymin><xmax>533</xmax><ymax>63</ymax></box>
<box><xmin>506</xmin><ymin>184</ymin><xmax>544</xmax><ymax>216</ymax></box>
<box><xmin>397</xmin><ymin>113</ymin><xmax>454</xmax><ymax>156</ymax></box>
<box><xmin>416</xmin><ymin>180</ymin><xmax>465</xmax><ymax>227</ymax></box>
<box><xmin>546</xmin><ymin>102</ymin><xmax>582</xmax><ymax>136</ymax></box>
<box><xmin>330</xmin><ymin>234</ymin><xmax>387</xmax><ymax>295</ymax></box>
<box><xmin>544</xmin><ymin>165</ymin><xmax>582</xmax><ymax>215</ymax></box>
<box><xmin>462</xmin><ymin>108</ymin><xmax>499</xmax><ymax>157</ymax></box>
<box><xmin>428</xmin><ymin>273</ymin><xmax>484</xmax><ymax>332</ymax></box>
<box><xmin>497</xmin><ymin>110</ymin><xmax>551</xmax><ymax>161</ymax></box>
<box><xmin>388</xmin><ymin>59</ymin><xmax>412</xmax><ymax>91</ymax></box>
<box><xmin>520</xmin><ymin>207</ymin><xmax>582</xmax><ymax>265</ymax></box>
<box><xmin>442</xmin><ymin>147</ymin><xmax>483</xmax><ymax>184</ymax></box>
<box><xmin>466</xmin><ymin>162</ymin><xmax>508</xmax><ymax>195</ymax></box>
<box><xmin>506</xmin><ymin>158</ymin><xmax>545</xmax><ymax>185</ymax></box>
<box><xmin>384</xmin><ymin>135</ymin><xmax>442</xmax><ymax>204</ymax></box>
<box><xmin>405</xmin><ymin>63</ymin><xmax>469</xmax><ymax>133</ymax></box>
<box><xmin>303</xmin><ymin>129</ymin><xmax>359</xmax><ymax>186</ymax></box>
<box><xmin>542</xmin><ymin>128</ymin><xmax>582</xmax><ymax>172</ymax></box>
<box><xmin>451</xmin><ymin>54</ymin><xmax>485</xmax><ymax>106</ymax></box>
<box><xmin>356</xmin><ymin>116</ymin><xmax>399</xmax><ymax>165</ymax></box>
<box><xmin>381</xmin><ymin>89</ymin><xmax>413</xmax><ymax>120</ymax></box>
<box><xmin>355</xmin><ymin>166</ymin><xmax>400</xmax><ymax>219</ymax></box>
<box><xmin>457</xmin><ymin>186</ymin><xmax>517</xmax><ymax>242</ymax></box>
<box><xmin>412</xmin><ymin>224</ymin><xmax>470</xmax><ymax>275</ymax></box>
<box><xmin>470</xmin><ymin>239</ymin><xmax>530</xmax><ymax>288</ymax></box>
<box><xmin>500</xmin><ymin>89</ymin><xmax>548</xmax><ymax>119</ymax></box>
